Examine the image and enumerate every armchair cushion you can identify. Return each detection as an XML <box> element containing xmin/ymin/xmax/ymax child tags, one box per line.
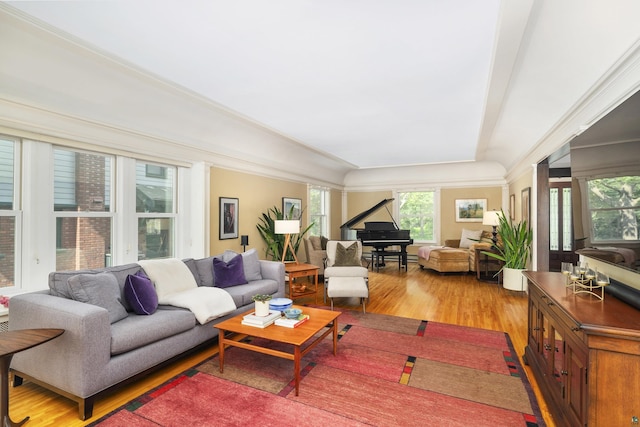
<box><xmin>334</xmin><ymin>242</ymin><xmax>360</xmax><ymax>266</ymax></box>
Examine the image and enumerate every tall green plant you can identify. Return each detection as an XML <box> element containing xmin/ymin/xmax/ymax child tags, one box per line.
<box><xmin>483</xmin><ymin>210</ymin><xmax>533</xmax><ymax>271</ymax></box>
<box><xmin>256</xmin><ymin>205</ymin><xmax>314</xmax><ymax>261</ymax></box>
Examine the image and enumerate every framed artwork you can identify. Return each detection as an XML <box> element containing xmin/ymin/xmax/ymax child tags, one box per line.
<box><xmin>219</xmin><ymin>197</ymin><xmax>238</xmax><ymax>240</ymax></box>
<box><xmin>510</xmin><ymin>194</ymin><xmax>516</xmax><ymax>220</ymax></box>
<box><xmin>454</xmin><ymin>199</ymin><xmax>487</xmax><ymax>222</ymax></box>
<box><xmin>282</xmin><ymin>197</ymin><xmax>302</xmax><ymax>219</ymax></box>
<box><xmin>521</xmin><ymin>187</ymin><xmax>531</xmax><ymax>225</ymax></box>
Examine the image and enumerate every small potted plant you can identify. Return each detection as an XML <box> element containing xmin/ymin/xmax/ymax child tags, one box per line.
<box><xmin>252</xmin><ymin>294</ymin><xmax>273</xmax><ymax>317</ymax></box>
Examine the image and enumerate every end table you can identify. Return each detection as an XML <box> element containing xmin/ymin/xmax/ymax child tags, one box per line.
<box><xmin>284</xmin><ymin>262</ymin><xmax>319</xmax><ymax>303</ymax></box>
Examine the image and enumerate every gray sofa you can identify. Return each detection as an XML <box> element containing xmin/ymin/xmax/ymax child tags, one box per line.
<box><xmin>9</xmin><ymin>250</ymin><xmax>285</xmax><ymax>420</ymax></box>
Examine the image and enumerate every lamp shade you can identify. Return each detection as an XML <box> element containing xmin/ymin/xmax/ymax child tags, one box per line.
<box><xmin>274</xmin><ymin>220</ymin><xmax>300</xmax><ymax>234</ymax></box>
<box><xmin>482</xmin><ymin>211</ymin><xmax>501</xmax><ymax>226</ymax></box>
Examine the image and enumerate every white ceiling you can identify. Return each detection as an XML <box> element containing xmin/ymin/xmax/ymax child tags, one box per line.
<box><xmin>4</xmin><ymin>0</ymin><xmax>640</xmax><ymax>175</ymax></box>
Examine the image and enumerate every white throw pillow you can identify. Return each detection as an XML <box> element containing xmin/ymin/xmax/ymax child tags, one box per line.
<box><xmin>459</xmin><ymin>229</ymin><xmax>483</xmax><ymax>248</ymax></box>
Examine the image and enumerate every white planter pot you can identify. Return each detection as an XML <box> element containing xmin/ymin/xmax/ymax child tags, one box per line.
<box><xmin>254</xmin><ymin>301</ymin><xmax>271</xmax><ymax>316</ymax></box>
<box><xmin>503</xmin><ymin>267</ymin><xmax>527</xmax><ymax>292</ymax></box>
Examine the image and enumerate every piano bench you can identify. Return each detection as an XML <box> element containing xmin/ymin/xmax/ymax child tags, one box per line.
<box><xmin>371</xmin><ymin>250</ymin><xmax>403</xmax><ymax>272</ymax></box>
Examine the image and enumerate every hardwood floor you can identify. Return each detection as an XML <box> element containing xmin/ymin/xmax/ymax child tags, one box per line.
<box><xmin>8</xmin><ymin>263</ymin><xmax>556</xmax><ymax>426</ymax></box>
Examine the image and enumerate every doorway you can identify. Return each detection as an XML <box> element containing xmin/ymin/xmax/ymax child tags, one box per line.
<box><xmin>549</xmin><ymin>181</ymin><xmax>578</xmax><ymax>271</ymax></box>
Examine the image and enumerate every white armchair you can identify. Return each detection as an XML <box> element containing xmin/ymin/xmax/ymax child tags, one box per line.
<box><xmin>323</xmin><ymin>240</ymin><xmax>369</xmax><ymax>312</ymax></box>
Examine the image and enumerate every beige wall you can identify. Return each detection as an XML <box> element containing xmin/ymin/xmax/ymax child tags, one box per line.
<box><xmin>209</xmin><ymin>167</ymin><xmax>309</xmax><ymax>258</ymax></box>
<box><xmin>440</xmin><ymin>187</ymin><xmax>503</xmax><ymax>243</ymax></box>
<box><xmin>328</xmin><ymin>189</ymin><xmax>343</xmax><ymax>240</ymax></box>
<box><xmin>509</xmin><ymin>171</ymin><xmax>534</xmax><ymax>224</ymax></box>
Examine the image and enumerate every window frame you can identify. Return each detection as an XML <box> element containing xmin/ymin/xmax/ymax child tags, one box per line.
<box><xmin>0</xmin><ymin>136</ymin><xmax>21</xmax><ymax>290</ymax></box>
<box><xmin>395</xmin><ymin>189</ymin><xmax>438</xmax><ymax>245</ymax></box>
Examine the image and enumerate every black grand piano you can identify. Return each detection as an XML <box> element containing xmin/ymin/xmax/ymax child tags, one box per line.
<box><xmin>340</xmin><ymin>198</ymin><xmax>413</xmax><ymax>271</ymax></box>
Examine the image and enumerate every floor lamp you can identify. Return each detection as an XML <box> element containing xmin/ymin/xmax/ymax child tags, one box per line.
<box><xmin>274</xmin><ymin>220</ymin><xmax>300</xmax><ymax>264</ymax></box>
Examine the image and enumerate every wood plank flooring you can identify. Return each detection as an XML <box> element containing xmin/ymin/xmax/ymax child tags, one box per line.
<box><xmin>7</xmin><ymin>263</ymin><xmax>556</xmax><ymax>426</ymax></box>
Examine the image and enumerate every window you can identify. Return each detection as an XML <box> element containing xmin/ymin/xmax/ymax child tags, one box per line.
<box><xmin>136</xmin><ymin>161</ymin><xmax>176</xmax><ymax>259</ymax></box>
<box><xmin>0</xmin><ymin>137</ymin><xmax>19</xmax><ymax>288</ymax></box>
<box><xmin>309</xmin><ymin>187</ymin><xmax>329</xmax><ymax>237</ymax></box>
<box><xmin>397</xmin><ymin>191</ymin><xmax>435</xmax><ymax>243</ymax></box>
<box><xmin>54</xmin><ymin>148</ymin><xmax>113</xmax><ymax>270</ymax></box>
<box><xmin>587</xmin><ymin>175</ymin><xmax>640</xmax><ymax>242</ymax></box>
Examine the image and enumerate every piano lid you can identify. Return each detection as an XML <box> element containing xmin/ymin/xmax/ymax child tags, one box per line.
<box><xmin>340</xmin><ymin>198</ymin><xmax>395</xmax><ymax>230</ymax></box>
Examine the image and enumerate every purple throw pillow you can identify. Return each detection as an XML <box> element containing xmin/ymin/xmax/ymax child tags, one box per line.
<box><xmin>213</xmin><ymin>254</ymin><xmax>248</xmax><ymax>288</ymax></box>
<box><xmin>124</xmin><ymin>273</ymin><xmax>158</xmax><ymax>315</ymax></box>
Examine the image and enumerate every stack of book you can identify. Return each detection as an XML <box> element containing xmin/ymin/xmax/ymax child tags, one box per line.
<box><xmin>275</xmin><ymin>313</ymin><xmax>310</xmax><ymax>328</ymax></box>
<box><xmin>241</xmin><ymin>310</ymin><xmax>281</xmax><ymax>328</ymax></box>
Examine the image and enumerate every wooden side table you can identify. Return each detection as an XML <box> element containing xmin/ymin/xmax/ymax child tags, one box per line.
<box><xmin>1</xmin><ymin>328</ymin><xmax>64</xmax><ymax>426</ymax></box>
<box><xmin>284</xmin><ymin>262</ymin><xmax>319</xmax><ymax>303</ymax></box>
<box><xmin>474</xmin><ymin>247</ymin><xmax>503</xmax><ymax>283</ymax></box>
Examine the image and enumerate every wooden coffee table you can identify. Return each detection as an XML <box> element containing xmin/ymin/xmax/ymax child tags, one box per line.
<box><xmin>216</xmin><ymin>305</ymin><xmax>340</xmax><ymax>396</ymax></box>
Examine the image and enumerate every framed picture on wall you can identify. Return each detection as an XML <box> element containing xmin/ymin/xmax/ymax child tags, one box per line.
<box><xmin>282</xmin><ymin>197</ymin><xmax>302</xmax><ymax>219</ymax></box>
<box><xmin>510</xmin><ymin>194</ymin><xmax>516</xmax><ymax>220</ymax></box>
<box><xmin>521</xmin><ymin>187</ymin><xmax>531</xmax><ymax>225</ymax></box>
<box><xmin>454</xmin><ymin>199</ymin><xmax>486</xmax><ymax>222</ymax></box>
<box><xmin>219</xmin><ymin>197</ymin><xmax>239</xmax><ymax>239</ymax></box>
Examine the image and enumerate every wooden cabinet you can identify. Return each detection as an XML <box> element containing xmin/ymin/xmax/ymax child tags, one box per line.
<box><xmin>524</xmin><ymin>271</ymin><xmax>640</xmax><ymax>427</ymax></box>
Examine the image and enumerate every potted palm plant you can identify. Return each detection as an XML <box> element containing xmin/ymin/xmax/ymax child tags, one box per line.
<box><xmin>483</xmin><ymin>210</ymin><xmax>533</xmax><ymax>291</ymax></box>
<box><xmin>256</xmin><ymin>205</ymin><xmax>313</xmax><ymax>261</ymax></box>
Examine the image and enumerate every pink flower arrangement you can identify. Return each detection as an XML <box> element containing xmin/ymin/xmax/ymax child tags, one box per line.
<box><xmin>0</xmin><ymin>296</ymin><xmax>9</xmax><ymax>308</ymax></box>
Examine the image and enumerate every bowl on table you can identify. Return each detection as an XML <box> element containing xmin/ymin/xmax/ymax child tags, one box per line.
<box><xmin>283</xmin><ymin>308</ymin><xmax>302</xmax><ymax>319</ymax></box>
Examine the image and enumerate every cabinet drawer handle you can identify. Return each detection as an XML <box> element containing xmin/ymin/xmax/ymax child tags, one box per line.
<box><xmin>561</xmin><ymin>370</ymin><xmax>568</xmax><ymax>376</ymax></box>
<box><xmin>544</xmin><ymin>344</ymin><xmax>551</xmax><ymax>351</ymax></box>
<box><xmin>547</xmin><ymin>301</ymin><xmax>554</xmax><ymax>306</ymax></box>
<box><xmin>533</xmin><ymin>327</ymin><xmax>540</xmax><ymax>331</ymax></box>
<box><xmin>571</xmin><ymin>326</ymin><xmax>581</xmax><ymax>332</ymax></box>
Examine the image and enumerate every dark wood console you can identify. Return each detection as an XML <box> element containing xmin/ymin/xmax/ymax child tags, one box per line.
<box><xmin>523</xmin><ymin>271</ymin><xmax>640</xmax><ymax>427</ymax></box>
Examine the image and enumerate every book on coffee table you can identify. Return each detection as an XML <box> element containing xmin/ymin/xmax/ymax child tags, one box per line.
<box><xmin>242</xmin><ymin>310</ymin><xmax>281</xmax><ymax>327</ymax></box>
<box><xmin>275</xmin><ymin>314</ymin><xmax>310</xmax><ymax>328</ymax></box>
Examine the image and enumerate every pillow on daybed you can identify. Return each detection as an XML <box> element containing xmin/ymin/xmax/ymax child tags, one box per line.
<box><xmin>124</xmin><ymin>271</ymin><xmax>158</xmax><ymax>315</ymax></box>
<box><xmin>459</xmin><ymin>229</ymin><xmax>483</xmax><ymax>249</ymax></box>
<box><xmin>67</xmin><ymin>272</ymin><xmax>128</xmax><ymax>324</ymax></box>
<box><xmin>213</xmin><ymin>254</ymin><xmax>248</xmax><ymax>288</ymax></box>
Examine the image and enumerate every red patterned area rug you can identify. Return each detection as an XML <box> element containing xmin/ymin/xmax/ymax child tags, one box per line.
<box><xmin>90</xmin><ymin>310</ymin><xmax>545</xmax><ymax>427</ymax></box>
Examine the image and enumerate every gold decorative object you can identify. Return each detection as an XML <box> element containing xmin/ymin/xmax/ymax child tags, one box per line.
<box><xmin>567</xmin><ymin>262</ymin><xmax>608</xmax><ymax>300</ymax></box>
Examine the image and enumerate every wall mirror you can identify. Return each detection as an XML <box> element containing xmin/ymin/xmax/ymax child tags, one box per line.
<box><xmin>562</xmin><ymin>90</ymin><xmax>640</xmax><ymax>275</ymax></box>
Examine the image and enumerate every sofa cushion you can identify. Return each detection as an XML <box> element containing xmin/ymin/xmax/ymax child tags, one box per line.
<box><xmin>334</xmin><ymin>242</ymin><xmax>360</xmax><ymax>266</ymax></box>
<box><xmin>223</xmin><ymin>249</ymin><xmax>262</xmax><ymax>282</ymax></box>
<box><xmin>460</xmin><ymin>229</ymin><xmax>483</xmax><ymax>248</ymax></box>
<box><xmin>223</xmin><ymin>279</ymin><xmax>281</xmax><ymax>307</ymax></box>
<box><xmin>213</xmin><ymin>254</ymin><xmax>247</xmax><ymax>288</ymax></box>
<box><xmin>309</xmin><ymin>236</ymin><xmax>322</xmax><ymax>250</ymax></box>
<box><xmin>139</xmin><ymin>258</ymin><xmax>198</xmax><ymax>302</ymax></box>
<box><xmin>67</xmin><ymin>272</ymin><xmax>128</xmax><ymax>324</ymax></box>
<box><xmin>48</xmin><ymin>263</ymin><xmax>141</xmax><ymax>311</ymax></box>
<box><xmin>110</xmin><ymin>308</ymin><xmax>196</xmax><ymax>355</ymax></box>
<box><xmin>124</xmin><ymin>272</ymin><xmax>158</xmax><ymax>315</ymax></box>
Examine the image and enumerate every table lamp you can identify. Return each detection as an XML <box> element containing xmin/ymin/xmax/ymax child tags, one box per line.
<box><xmin>274</xmin><ymin>220</ymin><xmax>300</xmax><ymax>263</ymax></box>
<box><xmin>482</xmin><ymin>210</ymin><xmax>501</xmax><ymax>246</ymax></box>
